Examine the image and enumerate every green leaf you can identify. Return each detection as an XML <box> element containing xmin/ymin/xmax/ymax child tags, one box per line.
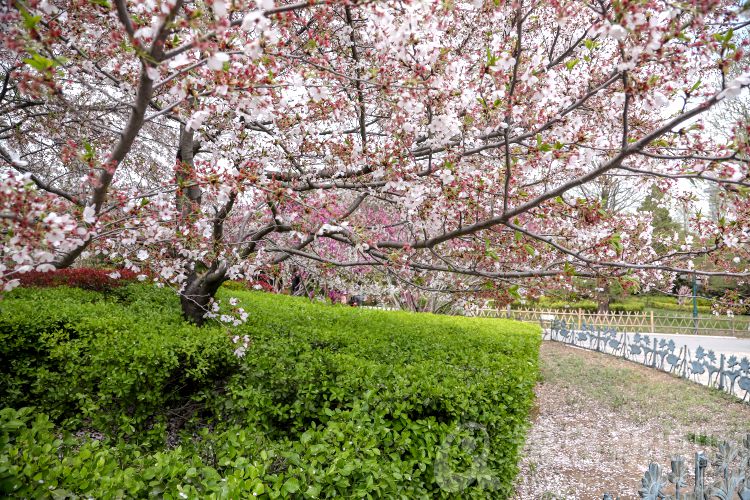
<box><xmin>305</xmin><ymin>484</ymin><xmax>321</xmax><ymax>498</ymax></box>
<box><xmin>20</xmin><ymin>8</ymin><xmax>42</xmax><ymax>31</ymax></box>
<box><xmin>609</xmin><ymin>233</ymin><xmax>623</xmax><ymax>254</ymax></box>
<box><xmin>283</xmin><ymin>477</ymin><xmax>300</xmax><ymax>494</ymax></box>
<box><xmin>485</xmin><ymin>47</ymin><xmax>498</xmax><ymax>67</ymax></box>
<box><xmin>563</xmin><ymin>261</ymin><xmax>576</xmax><ymax>276</ymax></box>
<box><xmin>23</xmin><ymin>52</ymin><xmax>55</xmax><ymax>73</ymax></box>
<box><xmin>82</xmin><ymin>141</ymin><xmax>95</xmax><ymax>162</ymax></box>
<box><xmin>485</xmin><ymin>238</ymin><xmax>499</xmax><ymax>261</ymax></box>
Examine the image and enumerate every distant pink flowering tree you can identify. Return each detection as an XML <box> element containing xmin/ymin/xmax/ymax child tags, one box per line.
<box><xmin>1</xmin><ymin>0</ymin><xmax>749</xmax><ymax>323</ymax></box>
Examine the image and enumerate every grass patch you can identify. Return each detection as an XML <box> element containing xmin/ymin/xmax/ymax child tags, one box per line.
<box><xmin>0</xmin><ymin>285</ymin><xmax>540</xmax><ymax>498</ymax></box>
<box><xmin>685</xmin><ymin>432</ymin><xmax>722</xmax><ymax>447</ymax></box>
<box><xmin>539</xmin><ymin>342</ymin><xmax>749</xmax><ymax>430</ymax></box>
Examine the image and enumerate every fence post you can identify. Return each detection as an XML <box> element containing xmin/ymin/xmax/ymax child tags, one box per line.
<box><xmin>693</xmin><ymin>311</ymin><xmax>698</xmax><ymax>336</ymax></box>
<box><xmin>506</xmin><ymin>304</ymin><xmax>511</xmax><ymax>319</ymax></box>
<box><xmin>578</xmin><ymin>309</ymin><xmax>582</xmax><ymax>330</ymax></box>
<box><xmin>682</xmin><ymin>348</ymin><xmax>690</xmax><ymax>378</ymax></box>
<box><xmin>650</xmin><ymin>310</ymin><xmax>654</xmax><ymax>334</ymax></box>
<box><xmin>676</xmin><ymin>346</ymin><xmax>686</xmax><ymax>373</ymax></box>
<box><xmin>694</xmin><ymin>452</ymin><xmax>708</xmax><ymax>498</ymax></box>
<box><xmin>718</xmin><ymin>354</ymin><xmax>725</xmax><ymax>391</ymax></box>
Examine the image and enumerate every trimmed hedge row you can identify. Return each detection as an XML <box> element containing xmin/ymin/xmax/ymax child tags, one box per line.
<box><xmin>0</xmin><ymin>285</ymin><xmax>540</xmax><ymax>498</ymax></box>
<box><xmin>0</xmin><ymin>286</ymin><xmax>238</xmax><ymax>446</ymax></box>
<box><xmin>645</xmin><ymin>300</ymin><xmax>713</xmax><ymax>314</ymax></box>
<box><xmin>514</xmin><ymin>296</ymin><xmax>718</xmax><ymax>314</ymax></box>
<box><xmin>513</xmin><ymin>299</ymin><xmax>645</xmax><ymax>312</ymax></box>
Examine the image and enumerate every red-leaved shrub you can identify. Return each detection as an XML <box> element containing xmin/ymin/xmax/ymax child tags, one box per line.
<box><xmin>248</xmin><ymin>279</ymin><xmax>274</xmax><ymax>292</ymax></box>
<box><xmin>17</xmin><ymin>268</ymin><xmax>139</xmax><ymax>292</ymax></box>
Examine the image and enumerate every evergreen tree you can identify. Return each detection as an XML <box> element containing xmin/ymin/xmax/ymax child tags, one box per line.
<box><xmin>639</xmin><ymin>186</ymin><xmax>682</xmax><ymax>255</ymax></box>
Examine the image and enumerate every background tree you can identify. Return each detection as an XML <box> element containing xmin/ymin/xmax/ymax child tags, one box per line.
<box><xmin>578</xmin><ymin>175</ymin><xmax>646</xmax><ymax>311</ymax></box>
<box><xmin>639</xmin><ymin>185</ymin><xmax>683</xmax><ymax>254</ymax></box>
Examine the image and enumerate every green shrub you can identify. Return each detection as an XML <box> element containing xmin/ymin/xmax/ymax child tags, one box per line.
<box><xmin>0</xmin><ymin>407</ymin><xmax>268</xmax><ymax>498</ymax></box>
<box><xmin>641</xmin><ymin>295</ymin><xmax>712</xmax><ymax>308</ymax></box>
<box><xmin>513</xmin><ymin>299</ymin><xmax>579</xmax><ymax>311</ymax></box>
<box><xmin>514</xmin><ymin>297</ymin><xmax>645</xmax><ymax>313</ymax></box>
<box><xmin>647</xmin><ymin>300</ymin><xmax>713</xmax><ymax>314</ymax></box>
<box><xmin>0</xmin><ymin>286</ymin><xmax>239</xmax><ymax>446</ymax></box>
<box><xmin>207</xmin><ymin>290</ymin><xmax>541</xmax><ymax>497</ymax></box>
<box><xmin>220</xmin><ymin>280</ymin><xmax>248</xmax><ymax>291</ymax></box>
<box><xmin>514</xmin><ymin>299</ymin><xmax>598</xmax><ymax>312</ymax></box>
<box><xmin>609</xmin><ymin>302</ymin><xmax>645</xmax><ymax>312</ymax></box>
<box><xmin>0</xmin><ymin>286</ymin><xmax>540</xmax><ymax>498</ymax></box>
<box><xmin>511</xmin><ymin>294</ymin><xmax>731</xmax><ymax>314</ymax></box>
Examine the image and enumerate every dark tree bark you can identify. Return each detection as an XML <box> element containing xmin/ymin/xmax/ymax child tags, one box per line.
<box><xmin>175</xmin><ymin>124</ymin><xmax>227</xmax><ymax>324</ymax></box>
<box><xmin>180</xmin><ymin>267</ymin><xmax>226</xmax><ymax>325</ymax></box>
<box><xmin>597</xmin><ymin>294</ymin><xmax>611</xmax><ymax>313</ymax></box>
<box><xmin>291</xmin><ymin>273</ymin><xmax>302</xmax><ymax>295</ymax></box>
<box><xmin>175</xmin><ymin>124</ymin><xmax>202</xmax><ymax>218</ymax></box>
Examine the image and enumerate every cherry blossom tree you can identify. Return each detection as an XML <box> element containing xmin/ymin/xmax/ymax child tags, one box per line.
<box><xmin>1</xmin><ymin>0</ymin><xmax>750</xmax><ymax>324</ymax></box>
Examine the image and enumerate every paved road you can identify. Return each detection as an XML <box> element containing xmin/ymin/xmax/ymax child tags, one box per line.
<box><xmin>632</xmin><ymin>332</ymin><xmax>750</xmax><ymax>359</ymax></box>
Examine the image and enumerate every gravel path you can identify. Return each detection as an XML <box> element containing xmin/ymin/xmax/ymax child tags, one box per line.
<box><xmin>513</xmin><ymin>342</ymin><xmax>750</xmax><ymax>499</ymax></box>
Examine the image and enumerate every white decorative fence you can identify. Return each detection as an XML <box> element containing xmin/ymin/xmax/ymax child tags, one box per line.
<box><xmin>545</xmin><ymin>319</ymin><xmax>750</xmax><ymax>401</ymax></box>
<box><xmin>470</xmin><ymin>307</ymin><xmax>750</xmax><ymax>337</ymax></box>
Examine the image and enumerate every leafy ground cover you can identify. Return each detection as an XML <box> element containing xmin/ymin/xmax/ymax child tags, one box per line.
<box><xmin>0</xmin><ymin>285</ymin><xmax>540</xmax><ymax>498</ymax></box>
<box><xmin>515</xmin><ymin>342</ymin><xmax>750</xmax><ymax>498</ymax></box>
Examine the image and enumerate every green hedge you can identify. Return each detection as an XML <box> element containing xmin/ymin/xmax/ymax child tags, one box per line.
<box><xmin>0</xmin><ymin>285</ymin><xmax>540</xmax><ymax>498</ymax></box>
<box><xmin>646</xmin><ymin>300</ymin><xmax>713</xmax><ymax>314</ymax></box>
<box><xmin>221</xmin><ymin>280</ymin><xmax>248</xmax><ymax>291</ymax></box>
<box><xmin>0</xmin><ymin>407</ymin><xmax>268</xmax><ymax>498</ymax></box>
<box><xmin>0</xmin><ymin>286</ymin><xmax>238</xmax><ymax>447</ymax></box>
<box><xmin>513</xmin><ymin>299</ymin><xmax>644</xmax><ymax>312</ymax></box>
<box><xmin>512</xmin><ymin>295</ymin><xmax>721</xmax><ymax>314</ymax></box>
<box><xmin>642</xmin><ymin>294</ymin><xmax>712</xmax><ymax>307</ymax></box>
<box><xmin>610</xmin><ymin>303</ymin><xmax>645</xmax><ymax>312</ymax></box>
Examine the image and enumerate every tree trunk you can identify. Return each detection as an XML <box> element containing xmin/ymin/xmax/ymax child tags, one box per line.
<box><xmin>291</xmin><ymin>270</ymin><xmax>303</xmax><ymax>296</ymax></box>
<box><xmin>180</xmin><ymin>270</ymin><xmax>226</xmax><ymax>325</ymax></box>
<box><xmin>176</xmin><ymin>124</ymin><xmax>202</xmax><ymax>219</ymax></box>
<box><xmin>175</xmin><ymin>124</ymin><xmax>224</xmax><ymax>326</ymax></box>
<box><xmin>597</xmin><ymin>294</ymin><xmax>610</xmax><ymax>313</ymax></box>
